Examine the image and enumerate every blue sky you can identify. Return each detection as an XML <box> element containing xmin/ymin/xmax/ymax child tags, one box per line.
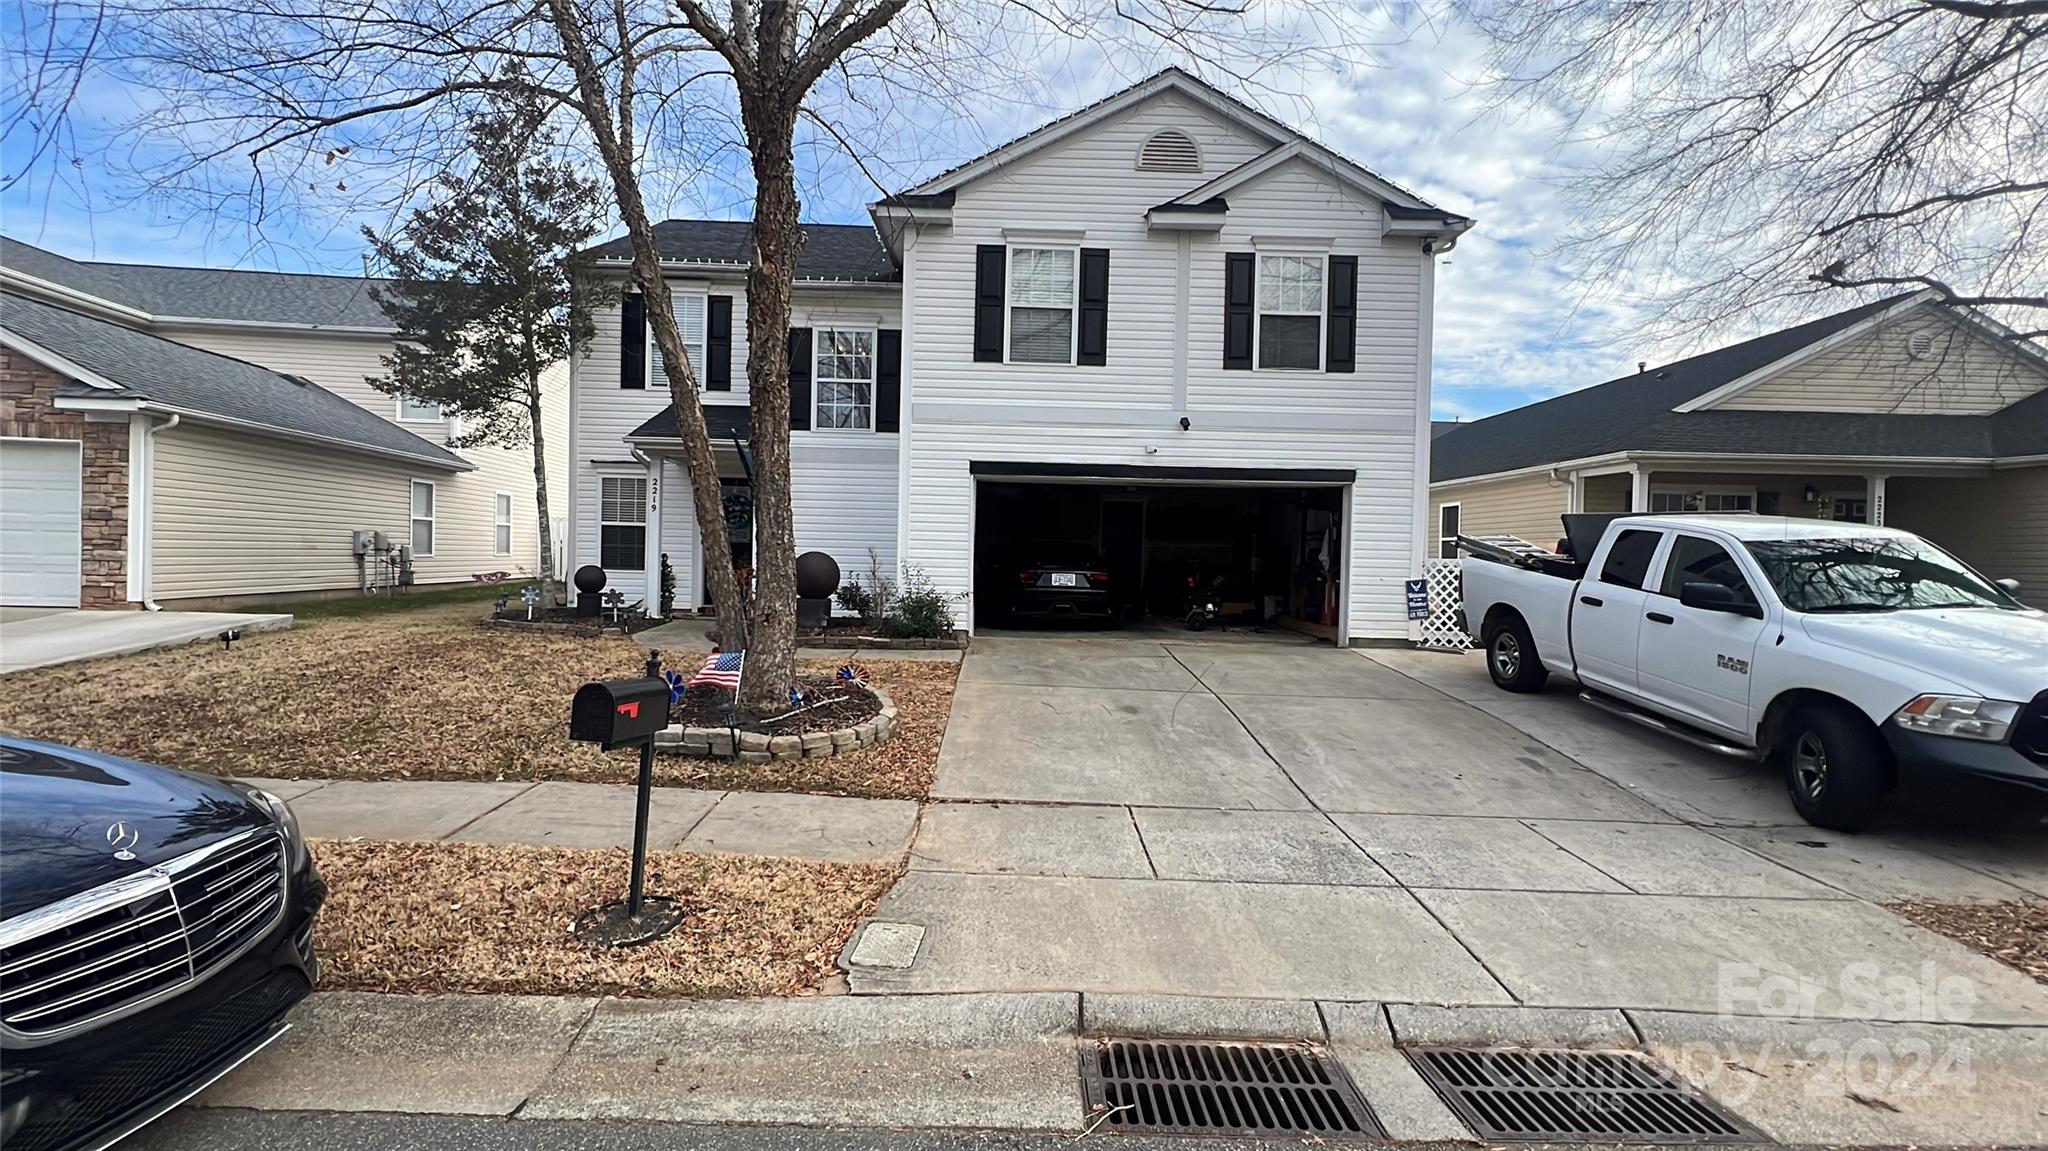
<box><xmin>0</xmin><ymin>5</ymin><xmax>1676</xmax><ymax>422</ymax></box>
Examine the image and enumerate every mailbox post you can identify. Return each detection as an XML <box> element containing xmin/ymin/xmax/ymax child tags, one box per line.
<box><xmin>567</xmin><ymin>650</ymin><xmax>682</xmax><ymax>946</ymax></box>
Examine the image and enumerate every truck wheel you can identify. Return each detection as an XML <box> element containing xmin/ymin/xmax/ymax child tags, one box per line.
<box><xmin>1778</xmin><ymin>703</ymin><xmax>1890</xmax><ymax>831</ymax></box>
<box><xmin>1482</xmin><ymin>616</ymin><xmax>1548</xmax><ymax>693</ymax></box>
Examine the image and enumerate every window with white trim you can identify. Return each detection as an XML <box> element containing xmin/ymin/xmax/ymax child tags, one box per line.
<box><xmin>1437</xmin><ymin>502</ymin><xmax>1461</xmax><ymax>560</ymax></box>
<box><xmin>648</xmin><ymin>292</ymin><xmax>708</xmax><ymax>384</ymax></box>
<box><xmin>409</xmin><ymin>480</ymin><xmax>436</xmax><ymax>556</ymax></box>
<box><xmin>397</xmin><ymin>395</ymin><xmax>445</xmax><ymax>422</ymax></box>
<box><xmin>1256</xmin><ymin>254</ymin><xmax>1325</xmax><ymax>370</ymax></box>
<box><xmin>814</xmin><ymin>327</ymin><xmax>875</xmax><ymax>429</ymax></box>
<box><xmin>1651</xmin><ymin>486</ymin><xmax>1755</xmax><ymax>514</ymax></box>
<box><xmin>493</xmin><ymin>492</ymin><xmax>513</xmax><ymax>554</ymax></box>
<box><xmin>600</xmin><ymin>476</ymin><xmax>648</xmax><ymax>572</ymax></box>
<box><xmin>1007</xmin><ymin>246</ymin><xmax>1076</xmax><ymax>365</ymax></box>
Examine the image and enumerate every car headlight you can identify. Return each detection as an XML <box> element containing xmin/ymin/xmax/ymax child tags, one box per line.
<box><xmin>249</xmin><ymin>787</ymin><xmax>308</xmax><ymax>861</ymax></box>
<box><xmin>1893</xmin><ymin>695</ymin><xmax>2021</xmax><ymax>742</ymax></box>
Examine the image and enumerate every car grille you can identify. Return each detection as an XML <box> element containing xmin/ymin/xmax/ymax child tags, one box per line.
<box><xmin>2012</xmin><ymin>691</ymin><xmax>2048</xmax><ymax>766</ymax></box>
<box><xmin>2</xmin><ymin>969</ymin><xmax>307</xmax><ymax>1151</ymax></box>
<box><xmin>0</xmin><ymin>828</ymin><xmax>286</xmax><ymax>1038</ymax></box>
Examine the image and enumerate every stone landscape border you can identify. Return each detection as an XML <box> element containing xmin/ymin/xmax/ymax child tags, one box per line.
<box><xmin>795</xmin><ymin>633</ymin><xmax>968</xmax><ymax>650</ymax></box>
<box><xmin>656</xmin><ymin>687</ymin><xmax>898</xmax><ymax>763</ymax></box>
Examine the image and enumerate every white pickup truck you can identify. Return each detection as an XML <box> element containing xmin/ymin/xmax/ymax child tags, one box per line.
<box><xmin>1460</xmin><ymin>514</ymin><xmax>2048</xmax><ymax>830</ymax></box>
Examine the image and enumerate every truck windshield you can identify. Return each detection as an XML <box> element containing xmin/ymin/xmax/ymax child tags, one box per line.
<box><xmin>1744</xmin><ymin>536</ymin><xmax>2021</xmax><ymax>613</ymax></box>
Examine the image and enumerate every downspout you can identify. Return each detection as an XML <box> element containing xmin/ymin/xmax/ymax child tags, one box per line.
<box><xmin>141</xmin><ymin>413</ymin><xmax>180</xmax><ymax>610</ymax></box>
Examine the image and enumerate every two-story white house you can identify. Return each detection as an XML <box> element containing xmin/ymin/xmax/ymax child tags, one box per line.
<box><xmin>567</xmin><ymin>68</ymin><xmax>1471</xmax><ymax>643</ymax></box>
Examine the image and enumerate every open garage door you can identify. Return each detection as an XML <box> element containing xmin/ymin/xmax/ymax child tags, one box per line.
<box><xmin>0</xmin><ymin>439</ymin><xmax>84</xmax><ymax>607</ymax></box>
<box><xmin>971</xmin><ymin>463</ymin><xmax>1350</xmax><ymax>642</ymax></box>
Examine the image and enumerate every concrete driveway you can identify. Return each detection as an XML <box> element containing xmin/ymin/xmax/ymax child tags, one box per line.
<box><xmin>855</xmin><ymin>634</ymin><xmax>2048</xmax><ymax>1024</ymax></box>
<box><xmin>0</xmin><ymin>607</ymin><xmax>292</xmax><ymax>673</ymax></box>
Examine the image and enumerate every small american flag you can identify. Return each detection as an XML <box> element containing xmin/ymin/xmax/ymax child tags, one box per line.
<box><xmin>689</xmin><ymin>649</ymin><xmax>745</xmax><ymax>690</ymax></box>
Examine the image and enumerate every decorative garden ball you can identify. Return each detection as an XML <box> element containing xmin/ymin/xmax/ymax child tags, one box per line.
<box><xmin>574</xmin><ymin>565</ymin><xmax>607</xmax><ymax>596</ymax></box>
<box><xmin>794</xmin><ymin>551</ymin><xmax>840</xmax><ymax>600</ymax></box>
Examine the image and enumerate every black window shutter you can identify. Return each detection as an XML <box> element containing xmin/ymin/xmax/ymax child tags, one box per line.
<box><xmin>706</xmin><ymin>295</ymin><xmax>733</xmax><ymax>390</ymax></box>
<box><xmin>1078</xmin><ymin>249</ymin><xmax>1109</xmax><ymax>366</ymax></box>
<box><xmin>876</xmin><ymin>329</ymin><xmax>903</xmax><ymax>433</ymax></box>
<box><xmin>620</xmin><ymin>292</ymin><xmax>646</xmax><ymax>388</ymax></box>
<box><xmin>973</xmin><ymin>245</ymin><xmax>1005</xmax><ymax>362</ymax></box>
<box><xmin>1326</xmin><ymin>255</ymin><xmax>1357</xmax><ymax>373</ymax></box>
<box><xmin>1223</xmin><ymin>253</ymin><xmax>1254</xmax><ymax>370</ymax></box>
<box><xmin>787</xmin><ymin>327</ymin><xmax>813</xmax><ymax>431</ymax></box>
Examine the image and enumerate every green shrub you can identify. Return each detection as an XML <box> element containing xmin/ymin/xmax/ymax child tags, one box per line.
<box><xmin>659</xmin><ymin>552</ymin><xmax>676</xmax><ymax>617</ymax></box>
<box><xmin>836</xmin><ymin>579</ymin><xmax>874</xmax><ymax>619</ymax></box>
<box><xmin>883</xmin><ymin>566</ymin><xmax>956</xmax><ymax>639</ymax></box>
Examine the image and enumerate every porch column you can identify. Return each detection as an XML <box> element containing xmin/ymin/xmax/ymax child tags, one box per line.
<box><xmin>1629</xmin><ymin>466</ymin><xmax>1651</xmax><ymax>513</ymax></box>
<box><xmin>643</xmin><ymin>456</ymin><xmax>663</xmax><ymax>613</ymax></box>
<box><xmin>1867</xmin><ymin>473</ymin><xmax>1887</xmax><ymax>526</ymax></box>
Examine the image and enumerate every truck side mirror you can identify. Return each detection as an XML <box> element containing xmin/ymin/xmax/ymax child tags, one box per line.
<box><xmin>1995</xmin><ymin>578</ymin><xmax>2022</xmax><ymax>597</ymax></box>
<box><xmin>1680</xmin><ymin>581</ymin><xmax>1761</xmax><ymax>618</ymax></box>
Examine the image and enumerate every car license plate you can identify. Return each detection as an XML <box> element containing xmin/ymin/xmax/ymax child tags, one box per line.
<box><xmin>1051</xmin><ymin>572</ymin><xmax>1077</xmax><ymax>587</ymax></box>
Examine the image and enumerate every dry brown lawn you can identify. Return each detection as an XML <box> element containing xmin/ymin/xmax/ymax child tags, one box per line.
<box><xmin>313</xmin><ymin>839</ymin><xmax>898</xmax><ymax>997</ymax></box>
<box><xmin>0</xmin><ymin>604</ymin><xmax>955</xmax><ymax>799</ymax></box>
<box><xmin>1889</xmin><ymin>901</ymin><xmax>2048</xmax><ymax>984</ymax></box>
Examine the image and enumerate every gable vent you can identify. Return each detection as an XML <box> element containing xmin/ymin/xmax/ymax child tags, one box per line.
<box><xmin>1138</xmin><ymin>129</ymin><xmax>1202</xmax><ymax>173</ymax></box>
<box><xmin>1907</xmin><ymin>331</ymin><xmax>1936</xmax><ymax>359</ymax></box>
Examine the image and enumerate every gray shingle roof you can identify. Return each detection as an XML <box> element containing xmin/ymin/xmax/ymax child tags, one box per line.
<box><xmin>1</xmin><ymin>291</ymin><xmax>468</xmax><ymax>470</ymax></box>
<box><xmin>1994</xmin><ymin>387</ymin><xmax>2048</xmax><ymax>457</ymax></box>
<box><xmin>583</xmin><ymin>221</ymin><xmax>898</xmax><ymax>283</ymax></box>
<box><xmin>627</xmin><ymin>403</ymin><xmax>749</xmax><ymax>442</ymax></box>
<box><xmin>2</xmin><ymin>235</ymin><xmax>393</xmax><ymax>329</ymax></box>
<box><xmin>1425</xmin><ymin>294</ymin><xmax>2019</xmax><ymax>482</ymax></box>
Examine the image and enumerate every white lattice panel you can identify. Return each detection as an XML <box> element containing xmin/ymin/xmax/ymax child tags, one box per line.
<box><xmin>1420</xmin><ymin>558</ymin><xmax>1470</xmax><ymax>651</ymax></box>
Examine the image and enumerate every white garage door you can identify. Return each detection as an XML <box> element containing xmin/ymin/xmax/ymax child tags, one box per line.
<box><xmin>0</xmin><ymin>439</ymin><xmax>84</xmax><ymax>606</ymax></box>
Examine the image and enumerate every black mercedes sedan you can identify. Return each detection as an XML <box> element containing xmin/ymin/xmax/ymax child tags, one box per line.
<box><xmin>0</xmin><ymin>736</ymin><xmax>323</xmax><ymax>1151</ymax></box>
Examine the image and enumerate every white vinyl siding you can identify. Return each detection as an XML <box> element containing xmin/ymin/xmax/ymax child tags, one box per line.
<box><xmin>410</xmin><ymin>480</ymin><xmax>436</xmax><ymax>555</ymax></box>
<box><xmin>814</xmin><ymin>327</ymin><xmax>876</xmax><ymax>430</ymax></box>
<box><xmin>1006</xmin><ymin>246</ymin><xmax>1076</xmax><ymax>365</ymax></box>
<box><xmin>1255</xmin><ymin>253</ymin><xmax>1325</xmax><ymax>371</ymax></box>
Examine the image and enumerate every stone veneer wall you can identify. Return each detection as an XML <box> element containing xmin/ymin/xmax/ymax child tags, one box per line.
<box><xmin>0</xmin><ymin>348</ymin><xmax>130</xmax><ymax>607</ymax></box>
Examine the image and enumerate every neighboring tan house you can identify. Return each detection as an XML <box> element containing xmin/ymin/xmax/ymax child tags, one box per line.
<box><xmin>567</xmin><ymin>68</ymin><xmax>1474</xmax><ymax>643</ymax></box>
<box><xmin>0</xmin><ymin>237</ymin><xmax>568</xmax><ymax>608</ymax></box>
<box><xmin>1430</xmin><ymin>291</ymin><xmax>2048</xmax><ymax>602</ymax></box>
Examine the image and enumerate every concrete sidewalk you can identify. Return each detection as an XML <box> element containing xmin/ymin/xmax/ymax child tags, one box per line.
<box><xmin>0</xmin><ymin>607</ymin><xmax>292</xmax><ymax>673</ymax></box>
<box><xmin>252</xmin><ymin>778</ymin><xmax>917</xmax><ymax>864</ymax></box>
<box><xmin>192</xmin><ymin>989</ymin><xmax>2048</xmax><ymax>1146</ymax></box>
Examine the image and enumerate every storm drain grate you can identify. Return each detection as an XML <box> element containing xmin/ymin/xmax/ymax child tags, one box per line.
<box><xmin>1080</xmin><ymin>1036</ymin><xmax>1382</xmax><ymax>1138</ymax></box>
<box><xmin>1405</xmin><ymin>1047</ymin><xmax>1767</xmax><ymax>1144</ymax></box>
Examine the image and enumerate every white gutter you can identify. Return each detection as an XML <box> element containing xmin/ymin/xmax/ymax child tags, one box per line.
<box><xmin>139</xmin><ymin>414</ymin><xmax>180</xmax><ymax>610</ymax></box>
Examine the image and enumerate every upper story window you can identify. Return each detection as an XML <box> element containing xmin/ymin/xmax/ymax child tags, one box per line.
<box><xmin>648</xmin><ymin>292</ymin><xmax>707</xmax><ymax>385</ymax></box>
<box><xmin>814</xmin><ymin>327</ymin><xmax>875</xmax><ymax>430</ymax></box>
<box><xmin>1137</xmin><ymin>129</ymin><xmax>1201</xmax><ymax>173</ymax></box>
<box><xmin>397</xmin><ymin>395</ymin><xmax>444</xmax><ymax>422</ymax></box>
<box><xmin>1256</xmin><ymin>254</ymin><xmax>1325</xmax><ymax>370</ymax></box>
<box><xmin>1007</xmin><ymin>246</ymin><xmax>1076</xmax><ymax>365</ymax></box>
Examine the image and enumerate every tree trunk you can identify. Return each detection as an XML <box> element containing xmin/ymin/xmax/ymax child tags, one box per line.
<box><xmin>733</xmin><ymin>97</ymin><xmax>803</xmax><ymax>717</ymax></box>
<box><xmin>525</xmin><ymin>368</ymin><xmax>558</xmax><ymax>607</ymax></box>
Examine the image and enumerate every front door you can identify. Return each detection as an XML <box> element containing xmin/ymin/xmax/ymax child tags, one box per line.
<box><xmin>1569</xmin><ymin>527</ymin><xmax>1663</xmax><ymax>696</ymax></box>
<box><xmin>1636</xmin><ymin>534</ymin><xmax>1769</xmax><ymax>736</ymax></box>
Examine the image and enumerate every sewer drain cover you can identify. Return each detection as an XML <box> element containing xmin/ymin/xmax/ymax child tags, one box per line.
<box><xmin>1080</xmin><ymin>1036</ymin><xmax>1382</xmax><ymax>1138</ymax></box>
<box><xmin>1404</xmin><ymin>1047</ymin><xmax>1766</xmax><ymax>1144</ymax></box>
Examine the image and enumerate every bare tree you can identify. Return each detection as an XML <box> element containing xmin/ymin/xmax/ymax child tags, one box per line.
<box><xmin>7</xmin><ymin>0</ymin><xmax>1404</xmax><ymax>715</ymax></box>
<box><xmin>1461</xmin><ymin>0</ymin><xmax>2047</xmax><ymax>338</ymax></box>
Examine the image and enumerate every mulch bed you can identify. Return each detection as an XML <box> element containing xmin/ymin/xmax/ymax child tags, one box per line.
<box><xmin>312</xmin><ymin>839</ymin><xmax>898</xmax><ymax>997</ymax></box>
<box><xmin>1889</xmin><ymin>901</ymin><xmax>2048</xmax><ymax>984</ymax></box>
<box><xmin>482</xmin><ymin>605</ymin><xmax>670</xmax><ymax>635</ymax></box>
<box><xmin>0</xmin><ymin>603</ymin><xmax>956</xmax><ymax>799</ymax></box>
<box><xmin>670</xmin><ymin>675</ymin><xmax>880</xmax><ymax>737</ymax></box>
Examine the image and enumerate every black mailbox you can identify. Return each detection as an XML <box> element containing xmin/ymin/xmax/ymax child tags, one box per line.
<box><xmin>569</xmin><ymin>677</ymin><xmax>673</xmax><ymax>749</ymax></box>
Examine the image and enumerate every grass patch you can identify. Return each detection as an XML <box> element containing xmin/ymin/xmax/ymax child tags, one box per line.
<box><xmin>279</xmin><ymin>581</ymin><xmax>545</xmax><ymax>621</ymax></box>
<box><xmin>1889</xmin><ymin>901</ymin><xmax>2047</xmax><ymax>984</ymax></box>
<box><xmin>0</xmin><ymin>602</ymin><xmax>954</xmax><ymax>799</ymax></box>
<box><xmin>312</xmin><ymin>839</ymin><xmax>898</xmax><ymax>997</ymax></box>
